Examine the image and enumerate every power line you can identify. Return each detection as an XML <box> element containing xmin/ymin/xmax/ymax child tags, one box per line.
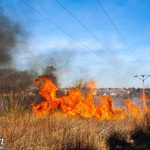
<box><xmin>55</xmin><ymin>0</ymin><xmax>136</xmax><ymax>71</ymax></box>
<box><xmin>97</xmin><ymin>0</ymin><xmax>143</xmax><ymax>66</ymax></box>
<box><xmin>20</xmin><ymin>0</ymin><xmax>135</xmax><ymax>76</ymax></box>
<box><xmin>20</xmin><ymin>1</ymin><xmax>106</xmax><ymax>59</ymax></box>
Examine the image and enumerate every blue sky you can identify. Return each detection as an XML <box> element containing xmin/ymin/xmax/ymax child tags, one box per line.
<box><xmin>1</xmin><ymin>0</ymin><xmax>150</xmax><ymax>88</ymax></box>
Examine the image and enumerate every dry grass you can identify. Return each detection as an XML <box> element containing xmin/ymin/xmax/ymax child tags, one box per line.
<box><xmin>0</xmin><ymin>91</ymin><xmax>33</xmax><ymax>115</ymax></box>
<box><xmin>0</xmin><ymin>88</ymin><xmax>150</xmax><ymax>150</ymax></box>
<box><xmin>1</xmin><ymin>111</ymin><xmax>150</xmax><ymax>150</ymax></box>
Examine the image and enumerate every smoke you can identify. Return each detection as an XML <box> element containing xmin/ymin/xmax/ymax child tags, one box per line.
<box><xmin>26</xmin><ymin>50</ymin><xmax>76</xmax><ymax>87</ymax></box>
<box><xmin>0</xmin><ymin>6</ymin><xmax>38</xmax><ymax>91</ymax></box>
<box><xmin>42</xmin><ymin>65</ymin><xmax>59</xmax><ymax>87</ymax></box>
<box><xmin>0</xmin><ymin>5</ymin><xmax>74</xmax><ymax>90</ymax></box>
<box><xmin>0</xmin><ymin>68</ymin><xmax>37</xmax><ymax>91</ymax></box>
<box><xmin>0</xmin><ymin>6</ymin><xmax>27</xmax><ymax>67</ymax></box>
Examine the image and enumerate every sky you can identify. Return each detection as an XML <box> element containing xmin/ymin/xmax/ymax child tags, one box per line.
<box><xmin>1</xmin><ymin>0</ymin><xmax>150</xmax><ymax>88</ymax></box>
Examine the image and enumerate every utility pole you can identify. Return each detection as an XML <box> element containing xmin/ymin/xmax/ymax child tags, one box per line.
<box><xmin>134</xmin><ymin>75</ymin><xmax>150</xmax><ymax>108</ymax></box>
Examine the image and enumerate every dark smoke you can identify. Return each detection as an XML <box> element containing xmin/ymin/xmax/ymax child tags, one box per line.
<box><xmin>0</xmin><ymin>68</ymin><xmax>37</xmax><ymax>92</ymax></box>
<box><xmin>42</xmin><ymin>65</ymin><xmax>59</xmax><ymax>87</ymax></box>
<box><xmin>0</xmin><ymin>6</ymin><xmax>27</xmax><ymax>67</ymax></box>
<box><xmin>0</xmin><ymin>6</ymin><xmax>37</xmax><ymax>92</ymax></box>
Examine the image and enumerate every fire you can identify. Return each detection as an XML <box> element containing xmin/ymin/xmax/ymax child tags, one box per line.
<box><xmin>32</xmin><ymin>76</ymin><xmax>150</xmax><ymax>120</ymax></box>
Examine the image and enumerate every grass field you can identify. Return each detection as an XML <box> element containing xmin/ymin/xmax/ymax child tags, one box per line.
<box><xmin>1</xmin><ymin>111</ymin><xmax>150</xmax><ymax>150</ymax></box>
<box><xmin>1</xmin><ymin>76</ymin><xmax>150</xmax><ymax>150</ymax></box>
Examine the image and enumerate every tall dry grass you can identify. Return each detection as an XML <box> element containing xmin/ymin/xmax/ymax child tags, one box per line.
<box><xmin>0</xmin><ymin>91</ymin><xmax>33</xmax><ymax>115</ymax></box>
<box><xmin>1</xmin><ymin>111</ymin><xmax>150</xmax><ymax>150</ymax></box>
<box><xmin>0</xmin><ymin>86</ymin><xmax>150</xmax><ymax>150</ymax></box>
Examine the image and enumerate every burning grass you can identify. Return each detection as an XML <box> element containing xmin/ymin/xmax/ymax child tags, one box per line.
<box><xmin>32</xmin><ymin>76</ymin><xmax>150</xmax><ymax>121</ymax></box>
<box><xmin>1</xmin><ymin>76</ymin><xmax>150</xmax><ymax>150</ymax></box>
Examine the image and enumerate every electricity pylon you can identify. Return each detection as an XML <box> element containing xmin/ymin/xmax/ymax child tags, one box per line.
<box><xmin>134</xmin><ymin>75</ymin><xmax>150</xmax><ymax>108</ymax></box>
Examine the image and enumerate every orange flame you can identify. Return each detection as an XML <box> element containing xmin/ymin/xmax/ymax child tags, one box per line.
<box><xmin>32</xmin><ymin>76</ymin><xmax>150</xmax><ymax>120</ymax></box>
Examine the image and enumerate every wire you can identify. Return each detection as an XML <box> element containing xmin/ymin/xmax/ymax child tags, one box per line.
<box><xmin>20</xmin><ymin>0</ymin><xmax>135</xmax><ymax>76</ymax></box>
<box><xmin>97</xmin><ymin>0</ymin><xmax>143</xmax><ymax>66</ymax></box>
<box><xmin>55</xmin><ymin>0</ymin><xmax>136</xmax><ymax>71</ymax></box>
